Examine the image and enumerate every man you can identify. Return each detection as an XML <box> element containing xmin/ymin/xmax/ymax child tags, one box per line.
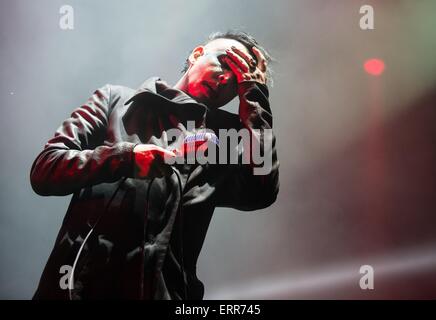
<box><xmin>30</xmin><ymin>31</ymin><xmax>279</xmax><ymax>300</ymax></box>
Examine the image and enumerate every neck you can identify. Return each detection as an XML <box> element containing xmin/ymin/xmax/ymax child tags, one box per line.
<box><xmin>173</xmin><ymin>73</ymin><xmax>189</xmax><ymax>94</ymax></box>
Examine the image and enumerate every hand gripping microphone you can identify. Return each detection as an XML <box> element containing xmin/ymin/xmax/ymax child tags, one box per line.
<box><xmin>170</xmin><ymin>131</ymin><xmax>219</xmax><ymax>163</ymax></box>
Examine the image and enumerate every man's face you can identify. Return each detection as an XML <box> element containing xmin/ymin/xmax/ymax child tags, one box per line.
<box><xmin>184</xmin><ymin>38</ymin><xmax>254</xmax><ymax>108</ymax></box>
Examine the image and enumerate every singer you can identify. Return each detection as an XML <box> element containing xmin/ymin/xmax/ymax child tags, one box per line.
<box><xmin>30</xmin><ymin>31</ymin><xmax>280</xmax><ymax>300</ymax></box>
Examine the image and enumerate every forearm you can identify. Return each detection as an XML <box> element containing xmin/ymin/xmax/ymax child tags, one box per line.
<box><xmin>30</xmin><ymin>141</ymin><xmax>136</xmax><ymax>196</ymax></box>
<box><xmin>214</xmin><ymin>81</ymin><xmax>279</xmax><ymax>210</ymax></box>
<box><xmin>238</xmin><ymin>80</ymin><xmax>279</xmax><ymax>174</ymax></box>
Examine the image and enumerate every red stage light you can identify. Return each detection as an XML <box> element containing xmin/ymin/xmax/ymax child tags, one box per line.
<box><xmin>364</xmin><ymin>59</ymin><xmax>385</xmax><ymax>76</ymax></box>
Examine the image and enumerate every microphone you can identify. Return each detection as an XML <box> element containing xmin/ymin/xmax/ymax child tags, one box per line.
<box><xmin>171</xmin><ymin>132</ymin><xmax>219</xmax><ymax>158</ymax></box>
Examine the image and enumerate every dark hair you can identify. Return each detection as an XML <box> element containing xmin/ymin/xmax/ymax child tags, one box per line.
<box><xmin>182</xmin><ymin>30</ymin><xmax>274</xmax><ymax>86</ymax></box>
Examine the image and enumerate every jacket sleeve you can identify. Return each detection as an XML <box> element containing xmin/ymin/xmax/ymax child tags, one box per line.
<box><xmin>214</xmin><ymin>81</ymin><xmax>280</xmax><ymax>211</ymax></box>
<box><xmin>30</xmin><ymin>85</ymin><xmax>136</xmax><ymax>196</ymax></box>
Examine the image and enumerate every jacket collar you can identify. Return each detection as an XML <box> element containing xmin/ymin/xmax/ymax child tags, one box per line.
<box><xmin>124</xmin><ymin>77</ymin><xmax>208</xmax><ymax>121</ymax></box>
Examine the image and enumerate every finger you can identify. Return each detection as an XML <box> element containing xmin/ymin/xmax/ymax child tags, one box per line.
<box><xmin>230</xmin><ymin>46</ymin><xmax>256</xmax><ymax>69</ymax></box>
<box><xmin>152</xmin><ymin>146</ymin><xmax>176</xmax><ymax>159</ymax></box>
<box><xmin>153</xmin><ymin>145</ymin><xmax>176</xmax><ymax>156</ymax></box>
<box><xmin>224</xmin><ymin>57</ymin><xmax>242</xmax><ymax>76</ymax></box>
<box><xmin>225</xmin><ymin>49</ymin><xmax>249</xmax><ymax>73</ymax></box>
<box><xmin>252</xmin><ymin>47</ymin><xmax>267</xmax><ymax>72</ymax></box>
<box><xmin>223</xmin><ymin>56</ymin><xmax>242</xmax><ymax>77</ymax></box>
<box><xmin>136</xmin><ymin>144</ymin><xmax>176</xmax><ymax>158</ymax></box>
<box><xmin>251</xmin><ymin>46</ymin><xmax>266</xmax><ymax>64</ymax></box>
<box><xmin>153</xmin><ymin>151</ymin><xmax>174</xmax><ymax>167</ymax></box>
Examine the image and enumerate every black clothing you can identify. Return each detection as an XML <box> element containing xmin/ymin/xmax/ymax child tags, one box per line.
<box><xmin>30</xmin><ymin>77</ymin><xmax>279</xmax><ymax>299</ymax></box>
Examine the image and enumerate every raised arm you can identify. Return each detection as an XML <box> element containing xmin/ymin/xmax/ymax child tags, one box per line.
<box><xmin>213</xmin><ymin>80</ymin><xmax>280</xmax><ymax>211</ymax></box>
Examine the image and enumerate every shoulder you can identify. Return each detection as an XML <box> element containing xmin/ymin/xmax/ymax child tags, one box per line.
<box><xmin>102</xmin><ymin>84</ymin><xmax>136</xmax><ymax>104</ymax></box>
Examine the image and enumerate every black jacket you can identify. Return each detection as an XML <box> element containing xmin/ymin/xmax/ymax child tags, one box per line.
<box><xmin>30</xmin><ymin>77</ymin><xmax>279</xmax><ymax>299</ymax></box>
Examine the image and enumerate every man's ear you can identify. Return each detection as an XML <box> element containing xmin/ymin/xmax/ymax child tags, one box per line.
<box><xmin>188</xmin><ymin>46</ymin><xmax>204</xmax><ymax>65</ymax></box>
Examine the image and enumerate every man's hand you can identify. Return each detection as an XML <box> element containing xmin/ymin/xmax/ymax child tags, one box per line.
<box><xmin>133</xmin><ymin>144</ymin><xmax>176</xmax><ymax>179</ymax></box>
<box><xmin>224</xmin><ymin>46</ymin><xmax>268</xmax><ymax>85</ymax></box>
